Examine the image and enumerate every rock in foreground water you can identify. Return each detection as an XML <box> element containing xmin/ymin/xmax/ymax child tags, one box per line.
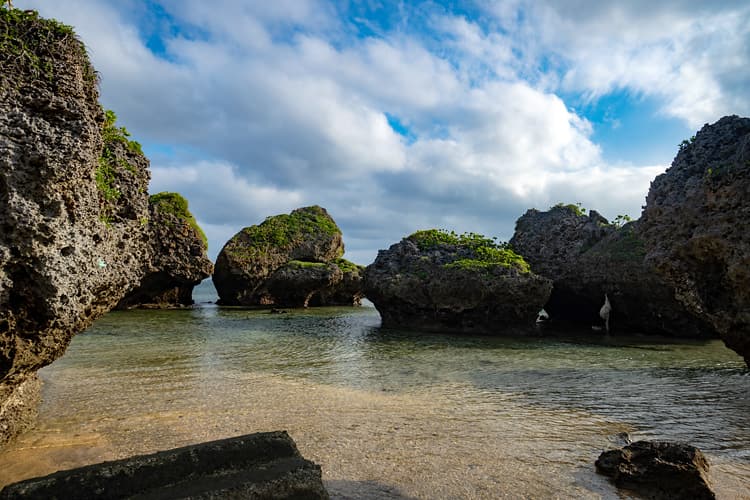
<box><xmin>0</xmin><ymin>431</ymin><xmax>329</xmax><ymax>499</ymax></box>
<box><xmin>595</xmin><ymin>440</ymin><xmax>715</xmax><ymax>500</ymax></box>
<box><xmin>364</xmin><ymin>230</ymin><xmax>551</xmax><ymax>333</ymax></box>
<box><xmin>640</xmin><ymin>115</ymin><xmax>750</xmax><ymax>365</ymax></box>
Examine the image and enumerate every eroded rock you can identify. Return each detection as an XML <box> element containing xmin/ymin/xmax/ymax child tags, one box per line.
<box><xmin>364</xmin><ymin>230</ymin><xmax>551</xmax><ymax>333</ymax></box>
<box><xmin>213</xmin><ymin>206</ymin><xmax>363</xmax><ymax>307</ymax></box>
<box><xmin>596</xmin><ymin>440</ymin><xmax>715</xmax><ymax>500</ymax></box>
<box><xmin>0</xmin><ymin>10</ymin><xmax>151</xmax><ymax>446</ymax></box>
<box><xmin>510</xmin><ymin>205</ymin><xmax>716</xmax><ymax>337</ymax></box>
<box><xmin>640</xmin><ymin>115</ymin><xmax>750</xmax><ymax>364</ymax></box>
<box><xmin>116</xmin><ymin>192</ymin><xmax>213</xmax><ymax>309</ymax></box>
<box><xmin>0</xmin><ymin>431</ymin><xmax>329</xmax><ymax>499</ymax></box>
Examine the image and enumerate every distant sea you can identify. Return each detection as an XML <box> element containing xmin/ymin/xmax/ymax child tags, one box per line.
<box><xmin>1</xmin><ymin>279</ymin><xmax>748</xmax><ymax>498</ymax></box>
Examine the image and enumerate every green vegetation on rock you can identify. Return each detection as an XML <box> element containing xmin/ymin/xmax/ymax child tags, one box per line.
<box><xmin>334</xmin><ymin>258</ymin><xmax>363</xmax><ymax>274</ymax></box>
<box><xmin>409</xmin><ymin>229</ymin><xmax>498</xmax><ymax>250</ymax></box>
<box><xmin>96</xmin><ymin>110</ymin><xmax>142</xmax><ymax>224</ymax></box>
<box><xmin>0</xmin><ymin>8</ymin><xmax>96</xmax><ymax>84</ymax></box>
<box><xmin>409</xmin><ymin>229</ymin><xmax>530</xmax><ymax>273</ymax></box>
<box><xmin>445</xmin><ymin>246</ymin><xmax>531</xmax><ymax>273</ymax></box>
<box><xmin>101</xmin><ymin>109</ymin><xmax>143</xmax><ymax>156</ymax></box>
<box><xmin>150</xmin><ymin>192</ymin><xmax>208</xmax><ymax>249</ymax></box>
<box><xmin>551</xmin><ymin>202</ymin><xmax>587</xmax><ymax>216</ymax></box>
<box><xmin>586</xmin><ymin>225</ymin><xmax>646</xmax><ymax>261</ymax></box>
<box><xmin>287</xmin><ymin>260</ymin><xmax>328</xmax><ymax>269</ymax></box>
<box><xmin>233</xmin><ymin>206</ymin><xmax>341</xmax><ymax>259</ymax></box>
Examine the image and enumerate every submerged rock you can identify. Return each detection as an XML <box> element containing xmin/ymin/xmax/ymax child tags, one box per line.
<box><xmin>0</xmin><ymin>10</ymin><xmax>152</xmax><ymax>446</ymax></box>
<box><xmin>0</xmin><ymin>431</ymin><xmax>330</xmax><ymax>499</ymax></box>
<box><xmin>640</xmin><ymin>115</ymin><xmax>750</xmax><ymax>365</ymax></box>
<box><xmin>213</xmin><ymin>206</ymin><xmax>363</xmax><ymax>307</ymax></box>
<box><xmin>116</xmin><ymin>192</ymin><xmax>213</xmax><ymax>309</ymax></box>
<box><xmin>595</xmin><ymin>440</ymin><xmax>715</xmax><ymax>499</ymax></box>
<box><xmin>364</xmin><ymin>230</ymin><xmax>552</xmax><ymax>333</ymax></box>
<box><xmin>510</xmin><ymin>205</ymin><xmax>715</xmax><ymax>337</ymax></box>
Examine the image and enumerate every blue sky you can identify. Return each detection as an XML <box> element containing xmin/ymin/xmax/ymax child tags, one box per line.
<box><xmin>19</xmin><ymin>0</ymin><xmax>750</xmax><ymax>264</ymax></box>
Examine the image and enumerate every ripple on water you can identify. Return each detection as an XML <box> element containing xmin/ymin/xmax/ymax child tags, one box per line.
<box><xmin>0</xmin><ymin>301</ymin><xmax>748</xmax><ymax>498</ymax></box>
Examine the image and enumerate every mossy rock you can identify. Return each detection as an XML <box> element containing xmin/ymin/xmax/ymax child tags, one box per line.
<box><xmin>213</xmin><ymin>206</ymin><xmax>345</xmax><ymax>306</ymax></box>
<box><xmin>0</xmin><ymin>8</ymin><xmax>96</xmax><ymax>88</ymax></box>
<box><xmin>149</xmin><ymin>192</ymin><xmax>208</xmax><ymax>249</ymax></box>
<box><xmin>364</xmin><ymin>229</ymin><xmax>551</xmax><ymax>333</ymax></box>
<box><xmin>407</xmin><ymin>229</ymin><xmax>530</xmax><ymax>273</ymax></box>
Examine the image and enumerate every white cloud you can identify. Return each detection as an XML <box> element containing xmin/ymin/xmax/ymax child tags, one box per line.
<box><xmin>479</xmin><ymin>0</ymin><xmax>750</xmax><ymax>127</ymax></box>
<box><xmin>17</xmin><ymin>0</ymin><xmax>742</xmax><ymax>266</ymax></box>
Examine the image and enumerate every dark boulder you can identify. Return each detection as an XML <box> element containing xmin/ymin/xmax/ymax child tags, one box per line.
<box><xmin>595</xmin><ymin>440</ymin><xmax>715</xmax><ymax>499</ymax></box>
<box><xmin>640</xmin><ymin>115</ymin><xmax>750</xmax><ymax>365</ymax></box>
<box><xmin>0</xmin><ymin>10</ymin><xmax>152</xmax><ymax>447</ymax></box>
<box><xmin>364</xmin><ymin>230</ymin><xmax>551</xmax><ymax>333</ymax></box>
<box><xmin>510</xmin><ymin>205</ymin><xmax>716</xmax><ymax>337</ymax></box>
<box><xmin>116</xmin><ymin>192</ymin><xmax>213</xmax><ymax>309</ymax></box>
<box><xmin>0</xmin><ymin>431</ymin><xmax>329</xmax><ymax>499</ymax></box>
<box><xmin>213</xmin><ymin>206</ymin><xmax>363</xmax><ymax>307</ymax></box>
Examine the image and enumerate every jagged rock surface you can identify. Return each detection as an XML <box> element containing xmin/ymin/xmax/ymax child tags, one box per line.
<box><xmin>510</xmin><ymin>206</ymin><xmax>715</xmax><ymax>337</ymax></box>
<box><xmin>364</xmin><ymin>232</ymin><xmax>552</xmax><ymax>333</ymax></box>
<box><xmin>0</xmin><ymin>431</ymin><xmax>330</xmax><ymax>499</ymax></box>
<box><xmin>0</xmin><ymin>11</ymin><xmax>151</xmax><ymax>446</ymax></box>
<box><xmin>117</xmin><ymin>193</ymin><xmax>213</xmax><ymax>309</ymax></box>
<box><xmin>596</xmin><ymin>441</ymin><xmax>715</xmax><ymax>500</ymax></box>
<box><xmin>640</xmin><ymin>116</ymin><xmax>750</xmax><ymax>365</ymax></box>
<box><xmin>213</xmin><ymin>206</ymin><xmax>363</xmax><ymax>306</ymax></box>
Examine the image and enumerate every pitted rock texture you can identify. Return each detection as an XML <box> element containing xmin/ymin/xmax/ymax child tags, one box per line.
<box><xmin>0</xmin><ymin>10</ymin><xmax>151</xmax><ymax>446</ymax></box>
<box><xmin>510</xmin><ymin>206</ymin><xmax>715</xmax><ymax>337</ymax></box>
<box><xmin>213</xmin><ymin>206</ymin><xmax>363</xmax><ymax>306</ymax></box>
<box><xmin>0</xmin><ymin>431</ymin><xmax>330</xmax><ymax>499</ymax></box>
<box><xmin>364</xmin><ymin>233</ymin><xmax>552</xmax><ymax>333</ymax></box>
<box><xmin>640</xmin><ymin>115</ymin><xmax>750</xmax><ymax>365</ymax></box>
<box><xmin>596</xmin><ymin>441</ymin><xmax>715</xmax><ymax>500</ymax></box>
<box><xmin>117</xmin><ymin>192</ymin><xmax>213</xmax><ymax>309</ymax></box>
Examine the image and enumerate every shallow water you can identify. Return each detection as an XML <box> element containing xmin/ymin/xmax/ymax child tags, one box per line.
<box><xmin>0</xmin><ymin>281</ymin><xmax>748</xmax><ymax>498</ymax></box>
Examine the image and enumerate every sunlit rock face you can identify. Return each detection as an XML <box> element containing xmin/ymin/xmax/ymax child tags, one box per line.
<box><xmin>0</xmin><ymin>11</ymin><xmax>152</xmax><ymax>446</ymax></box>
<box><xmin>510</xmin><ymin>205</ymin><xmax>715</xmax><ymax>338</ymax></box>
<box><xmin>640</xmin><ymin>115</ymin><xmax>750</xmax><ymax>366</ymax></box>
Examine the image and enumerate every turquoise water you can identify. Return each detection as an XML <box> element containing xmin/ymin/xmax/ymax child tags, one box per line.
<box><xmin>1</xmin><ymin>280</ymin><xmax>748</xmax><ymax>498</ymax></box>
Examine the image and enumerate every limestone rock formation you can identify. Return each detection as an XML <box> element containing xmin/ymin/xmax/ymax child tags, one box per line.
<box><xmin>116</xmin><ymin>192</ymin><xmax>213</xmax><ymax>309</ymax></box>
<box><xmin>364</xmin><ymin>230</ymin><xmax>552</xmax><ymax>333</ymax></box>
<box><xmin>596</xmin><ymin>441</ymin><xmax>715</xmax><ymax>499</ymax></box>
<box><xmin>213</xmin><ymin>206</ymin><xmax>363</xmax><ymax>306</ymax></box>
<box><xmin>0</xmin><ymin>10</ymin><xmax>152</xmax><ymax>446</ymax></box>
<box><xmin>640</xmin><ymin>116</ymin><xmax>750</xmax><ymax>365</ymax></box>
<box><xmin>0</xmin><ymin>431</ymin><xmax>330</xmax><ymax>499</ymax></box>
<box><xmin>510</xmin><ymin>205</ymin><xmax>715</xmax><ymax>337</ymax></box>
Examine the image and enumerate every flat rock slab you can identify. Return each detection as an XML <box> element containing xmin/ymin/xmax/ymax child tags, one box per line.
<box><xmin>0</xmin><ymin>431</ymin><xmax>329</xmax><ymax>499</ymax></box>
<box><xmin>596</xmin><ymin>440</ymin><xmax>715</xmax><ymax>500</ymax></box>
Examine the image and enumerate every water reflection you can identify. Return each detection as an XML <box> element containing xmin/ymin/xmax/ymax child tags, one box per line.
<box><xmin>1</xmin><ymin>285</ymin><xmax>747</xmax><ymax>497</ymax></box>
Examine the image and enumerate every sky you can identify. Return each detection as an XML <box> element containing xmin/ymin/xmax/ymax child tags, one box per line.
<box><xmin>18</xmin><ymin>0</ymin><xmax>750</xmax><ymax>264</ymax></box>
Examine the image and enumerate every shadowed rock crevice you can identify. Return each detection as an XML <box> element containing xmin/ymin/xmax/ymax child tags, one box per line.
<box><xmin>510</xmin><ymin>206</ymin><xmax>716</xmax><ymax>337</ymax></box>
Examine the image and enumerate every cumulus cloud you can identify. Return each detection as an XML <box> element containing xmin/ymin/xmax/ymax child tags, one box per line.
<box><xmin>19</xmin><ymin>0</ymin><xmax>738</xmax><ymax>265</ymax></box>
<box><xmin>478</xmin><ymin>0</ymin><xmax>750</xmax><ymax>127</ymax></box>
